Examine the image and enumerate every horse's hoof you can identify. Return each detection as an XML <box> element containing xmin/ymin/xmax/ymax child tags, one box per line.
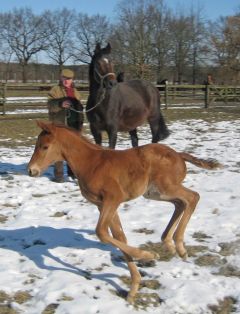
<box><xmin>180</xmin><ymin>252</ymin><xmax>188</xmax><ymax>261</ymax></box>
<box><xmin>127</xmin><ymin>294</ymin><xmax>135</xmax><ymax>304</ymax></box>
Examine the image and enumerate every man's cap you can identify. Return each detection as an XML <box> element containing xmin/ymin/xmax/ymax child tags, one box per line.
<box><xmin>61</xmin><ymin>69</ymin><xmax>74</xmax><ymax>79</ymax></box>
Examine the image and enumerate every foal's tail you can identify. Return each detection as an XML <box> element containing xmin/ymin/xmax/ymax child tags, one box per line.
<box><xmin>180</xmin><ymin>152</ymin><xmax>223</xmax><ymax>170</ymax></box>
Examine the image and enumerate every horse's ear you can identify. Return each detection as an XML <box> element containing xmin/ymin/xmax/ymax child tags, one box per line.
<box><xmin>105</xmin><ymin>43</ymin><xmax>111</xmax><ymax>53</ymax></box>
<box><xmin>94</xmin><ymin>43</ymin><xmax>101</xmax><ymax>54</ymax></box>
<box><xmin>36</xmin><ymin>120</ymin><xmax>55</xmax><ymax>134</ymax></box>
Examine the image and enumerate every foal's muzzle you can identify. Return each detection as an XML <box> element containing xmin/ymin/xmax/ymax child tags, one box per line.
<box><xmin>28</xmin><ymin>168</ymin><xmax>40</xmax><ymax>177</ymax></box>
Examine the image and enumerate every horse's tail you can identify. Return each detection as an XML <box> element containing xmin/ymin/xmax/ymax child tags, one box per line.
<box><xmin>180</xmin><ymin>152</ymin><xmax>223</xmax><ymax>170</ymax></box>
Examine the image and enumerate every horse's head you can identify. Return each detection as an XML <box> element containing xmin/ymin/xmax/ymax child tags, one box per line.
<box><xmin>91</xmin><ymin>42</ymin><xmax>117</xmax><ymax>89</ymax></box>
<box><xmin>28</xmin><ymin>121</ymin><xmax>63</xmax><ymax>177</ymax></box>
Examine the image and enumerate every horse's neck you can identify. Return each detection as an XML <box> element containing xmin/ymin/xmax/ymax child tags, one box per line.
<box><xmin>58</xmin><ymin>129</ymin><xmax>95</xmax><ymax>176</ymax></box>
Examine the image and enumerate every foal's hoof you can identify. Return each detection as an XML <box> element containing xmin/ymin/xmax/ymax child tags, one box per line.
<box><xmin>127</xmin><ymin>294</ymin><xmax>135</xmax><ymax>304</ymax></box>
<box><xmin>140</xmin><ymin>250</ymin><xmax>155</xmax><ymax>261</ymax></box>
<box><xmin>180</xmin><ymin>252</ymin><xmax>188</xmax><ymax>261</ymax></box>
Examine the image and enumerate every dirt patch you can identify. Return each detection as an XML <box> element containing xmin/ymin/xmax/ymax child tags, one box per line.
<box><xmin>133</xmin><ymin>228</ymin><xmax>154</xmax><ymax>235</ymax></box>
<box><xmin>42</xmin><ymin>303</ymin><xmax>59</xmax><ymax>314</ymax></box>
<box><xmin>120</xmin><ymin>275</ymin><xmax>161</xmax><ymax>290</ymax></box>
<box><xmin>194</xmin><ymin>254</ymin><xmax>227</xmax><ymax>267</ymax></box>
<box><xmin>218</xmin><ymin>240</ymin><xmax>240</xmax><ymax>256</ymax></box>
<box><xmin>192</xmin><ymin>231</ymin><xmax>212</xmax><ymax>242</ymax></box>
<box><xmin>216</xmin><ymin>264</ymin><xmax>240</xmax><ymax>278</ymax></box>
<box><xmin>139</xmin><ymin>242</ymin><xmax>175</xmax><ymax>263</ymax></box>
<box><xmin>0</xmin><ymin>215</ymin><xmax>8</xmax><ymax>224</ymax></box>
<box><xmin>208</xmin><ymin>296</ymin><xmax>237</xmax><ymax>314</ymax></box>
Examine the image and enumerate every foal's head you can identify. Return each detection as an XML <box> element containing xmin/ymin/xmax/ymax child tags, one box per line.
<box><xmin>28</xmin><ymin>121</ymin><xmax>62</xmax><ymax>177</ymax></box>
<box><xmin>91</xmin><ymin>42</ymin><xmax>117</xmax><ymax>89</ymax></box>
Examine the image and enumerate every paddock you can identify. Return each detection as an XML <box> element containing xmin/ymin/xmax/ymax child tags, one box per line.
<box><xmin>0</xmin><ymin>107</ymin><xmax>239</xmax><ymax>313</ymax></box>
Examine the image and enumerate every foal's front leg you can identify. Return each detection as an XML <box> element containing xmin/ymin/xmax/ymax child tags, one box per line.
<box><xmin>96</xmin><ymin>199</ymin><xmax>155</xmax><ymax>261</ymax></box>
<box><xmin>110</xmin><ymin>213</ymin><xmax>141</xmax><ymax>303</ymax></box>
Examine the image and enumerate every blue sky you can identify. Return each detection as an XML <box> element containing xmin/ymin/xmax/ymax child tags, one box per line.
<box><xmin>0</xmin><ymin>0</ymin><xmax>239</xmax><ymax>21</ymax></box>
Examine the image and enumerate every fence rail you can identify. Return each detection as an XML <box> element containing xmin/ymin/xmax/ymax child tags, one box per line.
<box><xmin>1</xmin><ymin>83</ymin><xmax>240</xmax><ymax>114</ymax></box>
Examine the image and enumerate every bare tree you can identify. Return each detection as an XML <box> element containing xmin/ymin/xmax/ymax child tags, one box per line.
<box><xmin>73</xmin><ymin>13</ymin><xmax>111</xmax><ymax>64</ymax></box>
<box><xmin>43</xmin><ymin>8</ymin><xmax>76</xmax><ymax>72</ymax></box>
<box><xmin>112</xmin><ymin>0</ymin><xmax>155</xmax><ymax>79</ymax></box>
<box><xmin>148</xmin><ymin>0</ymin><xmax>172</xmax><ymax>83</ymax></box>
<box><xmin>169</xmin><ymin>13</ymin><xmax>193</xmax><ymax>83</ymax></box>
<box><xmin>0</xmin><ymin>8</ymin><xmax>49</xmax><ymax>82</ymax></box>
<box><xmin>188</xmin><ymin>5</ymin><xmax>208</xmax><ymax>84</ymax></box>
<box><xmin>209</xmin><ymin>14</ymin><xmax>240</xmax><ymax>83</ymax></box>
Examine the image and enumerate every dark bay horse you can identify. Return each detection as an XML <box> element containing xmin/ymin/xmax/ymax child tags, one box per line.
<box><xmin>28</xmin><ymin>121</ymin><xmax>222</xmax><ymax>303</ymax></box>
<box><xmin>86</xmin><ymin>43</ymin><xmax>170</xmax><ymax>148</ymax></box>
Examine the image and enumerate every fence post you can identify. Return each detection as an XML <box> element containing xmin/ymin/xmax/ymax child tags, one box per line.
<box><xmin>164</xmin><ymin>82</ymin><xmax>168</xmax><ymax>109</ymax></box>
<box><xmin>204</xmin><ymin>84</ymin><xmax>210</xmax><ymax>108</ymax></box>
<box><xmin>0</xmin><ymin>83</ymin><xmax>6</xmax><ymax>115</ymax></box>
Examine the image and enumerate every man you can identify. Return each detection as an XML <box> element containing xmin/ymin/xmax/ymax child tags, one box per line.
<box><xmin>48</xmin><ymin>68</ymin><xmax>84</xmax><ymax>182</ymax></box>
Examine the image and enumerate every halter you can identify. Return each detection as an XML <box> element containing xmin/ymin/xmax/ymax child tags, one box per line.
<box><xmin>67</xmin><ymin>68</ymin><xmax>116</xmax><ymax>115</ymax></box>
<box><xmin>93</xmin><ymin>67</ymin><xmax>116</xmax><ymax>88</ymax></box>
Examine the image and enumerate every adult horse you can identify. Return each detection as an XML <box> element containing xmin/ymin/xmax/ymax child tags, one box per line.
<box><xmin>86</xmin><ymin>43</ymin><xmax>170</xmax><ymax>148</ymax></box>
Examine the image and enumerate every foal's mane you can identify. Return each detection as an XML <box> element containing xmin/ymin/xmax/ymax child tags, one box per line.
<box><xmin>55</xmin><ymin>124</ymin><xmax>104</xmax><ymax>151</ymax></box>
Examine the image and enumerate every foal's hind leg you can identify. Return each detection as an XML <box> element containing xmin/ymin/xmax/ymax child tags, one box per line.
<box><xmin>129</xmin><ymin>129</ymin><xmax>138</xmax><ymax>147</ymax></box>
<box><xmin>144</xmin><ymin>183</ymin><xmax>199</xmax><ymax>259</ymax></box>
<box><xmin>172</xmin><ymin>187</ymin><xmax>200</xmax><ymax>259</ymax></box>
<box><xmin>110</xmin><ymin>213</ymin><xmax>141</xmax><ymax>303</ymax></box>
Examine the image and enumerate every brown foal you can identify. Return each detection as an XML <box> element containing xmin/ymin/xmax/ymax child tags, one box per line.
<box><xmin>28</xmin><ymin>121</ymin><xmax>222</xmax><ymax>303</ymax></box>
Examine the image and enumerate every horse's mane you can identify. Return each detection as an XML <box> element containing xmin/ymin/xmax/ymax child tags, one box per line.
<box><xmin>54</xmin><ymin>123</ymin><xmax>105</xmax><ymax>151</ymax></box>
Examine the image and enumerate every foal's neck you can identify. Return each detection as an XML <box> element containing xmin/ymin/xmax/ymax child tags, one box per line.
<box><xmin>59</xmin><ymin>129</ymin><xmax>97</xmax><ymax>176</ymax></box>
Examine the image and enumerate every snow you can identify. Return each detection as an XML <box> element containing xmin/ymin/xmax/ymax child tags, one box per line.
<box><xmin>0</xmin><ymin>118</ymin><xmax>240</xmax><ymax>314</ymax></box>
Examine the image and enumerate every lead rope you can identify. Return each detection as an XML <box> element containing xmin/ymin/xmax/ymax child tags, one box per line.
<box><xmin>68</xmin><ymin>71</ymin><xmax>115</xmax><ymax>114</ymax></box>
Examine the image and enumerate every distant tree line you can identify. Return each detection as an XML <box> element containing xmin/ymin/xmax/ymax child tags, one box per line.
<box><xmin>0</xmin><ymin>0</ymin><xmax>240</xmax><ymax>84</ymax></box>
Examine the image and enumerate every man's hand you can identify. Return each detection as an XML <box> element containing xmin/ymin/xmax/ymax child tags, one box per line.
<box><xmin>62</xmin><ymin>100</ymin><xmax>71</xmax><ymax>108</ymax></box>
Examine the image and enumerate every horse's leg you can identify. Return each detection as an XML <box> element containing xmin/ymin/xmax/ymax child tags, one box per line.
<box><xmin>148</xmin><ymin>116</ymin><xmax>161</xmax><ymax>143</ymax></box>
<box><xmin>129</xmin><ymin>129</ymin><xmax>138</xmax><ymax>147</ymax></box>
<box><xmin>161</xmin><ymin>200</ymin><xmax>185</xmax><ymax>255</ymax></box>
<box><xmin>144</xmin><ymin>183</ymin><xmax>199</xmax><ymax>259</ymax></box>
<box><xmin>171</xmin><ymin>187</ymin><xmax>200</xmax><ymax>259</ymax></box>
<box><xmin>90</xmin><ymin>124</ymin><xmax>102</xmax><ymax>145</ymax></box>
<box><xmin>110</xmin><ymin>213</ymin><xmax>141</xmax><ymax>303</ymax></box>
<box><xmin>107</xmin><ymin>126</ymin><xmax>118</xmax><ymax>148</ymax></box>
<box><xmin>96</xmin><ymin>200</ymin><xmax>155</xmax><ymax>261</ymax></box>
<box><xmin>148</xmin><ymin>113</ymin><xmax>169</xmax><ymax>142</ymax></box>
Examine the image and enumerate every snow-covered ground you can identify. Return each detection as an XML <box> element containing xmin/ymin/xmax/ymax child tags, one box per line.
<box><xmin>0</xmin><ymin>118</ymin><xmax>239</xmax><ymax>314</ymax></box>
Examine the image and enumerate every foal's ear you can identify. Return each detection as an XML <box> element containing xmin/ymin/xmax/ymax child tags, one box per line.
<box><xmin>36</xmin><ymin>120</ymin><xmax>55</xmax><ymax>134</ymax></box>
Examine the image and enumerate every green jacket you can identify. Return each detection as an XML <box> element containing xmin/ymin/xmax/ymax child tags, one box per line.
<box><xmin>48</xmin><ymin>85</ymin><xmax>84</xmax><ymax>129</ymax></box>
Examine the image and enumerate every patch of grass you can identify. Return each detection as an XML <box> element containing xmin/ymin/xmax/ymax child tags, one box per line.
<box><xmin>41</xmin><ymin>303</ymin><xmax>59</xmax><ymax>314</ymax></box>
<box><xmin>0</xmin><ymin>106</ymin><xmax>239</xmax><ymax>149</ymax></box>
<box><xmin>208</xmin><ymin>296</ymin><xmax>237</xmax><ymax>314</ymax></box>
<box><xmin>13</xmin><ymin>290</ymin><xmax>32</xmax><ymax>304</ymax></box>
<box><xmin>139</xmin><ymin>241</ymin><xmax>175</xmax><ymax>262</ymax></box>
<box><xmin>216</xmin><ymin>264</ymin><xmax>240</xmax><ymax>278</ymax></box>
<box><xmin>194</xmin><ymin>254</ymin><xmax>227</xmax><ymax>267</ymax></box>
<box><xmin>0</xmin><ymin>215</ymin><xmax>8</xmax><ymax>224</ymax></box>
<box><xmin>0</xmin><ymin>291</ymin><xmax>11</xmax><ymax>303</ymax></box>
<box><xmin>133</xmin><ymin>228</ymin><xmax>154</xmax><ymax>234</ymax></box>
<box><xmin>0</xmin><ymin>305</ymin><xmax>17</xmax><ymax>314</ymax></box>
<box><xmin>120</xmin><ymin>275</ymin><xmax>161</xmax><ymax>290</ymax></box>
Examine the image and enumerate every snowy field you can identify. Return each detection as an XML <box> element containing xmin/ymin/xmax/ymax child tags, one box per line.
<box><xmin>0</xmin><ymin>117</ymin><xmax>240</xmax><ymax>314</ymax></box>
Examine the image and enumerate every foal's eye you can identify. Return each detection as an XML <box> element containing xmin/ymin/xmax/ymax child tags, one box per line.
<box><xmin>42</xmin><ymin>145</ymin><xmax>48</xmax><ymax>150</ymax></box>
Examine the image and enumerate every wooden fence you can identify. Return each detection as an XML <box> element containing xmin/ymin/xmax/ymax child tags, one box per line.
<box><xmin>1</xmin><ymin>82</ymin><xmax>240</xmax><ymax>115</ymax></box>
